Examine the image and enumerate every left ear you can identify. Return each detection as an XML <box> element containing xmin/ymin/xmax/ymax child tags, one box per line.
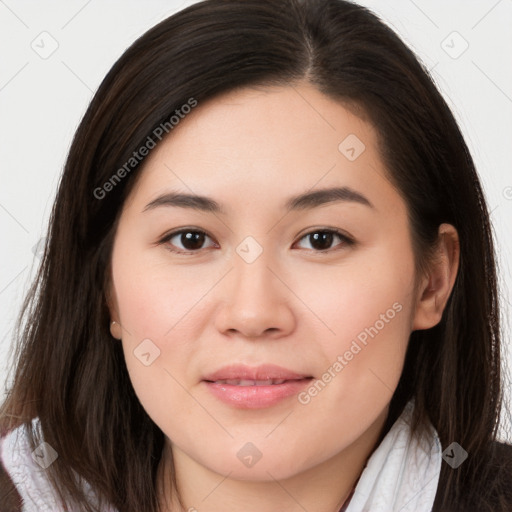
<box><xmin>412</xmin><ymin>223</ymin><xmax>460</xmax><ymax>331</ymax></box>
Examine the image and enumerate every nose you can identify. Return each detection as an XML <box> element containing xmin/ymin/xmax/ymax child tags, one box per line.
<box><xmin>214</xmin><ymin>249</ymin><xmax>296</xmax><ymax>340</ymax></box>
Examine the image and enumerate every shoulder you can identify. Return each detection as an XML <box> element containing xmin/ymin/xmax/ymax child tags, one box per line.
<box><xmin>487</xmin><ymin>440</ymin><xmax>512</xmax><ymax>492</ymax></box>
<box><xmin>490</xmin><ymin>439</ymin><xmax>512</xmax><ymax>462</ymax></box>
<box><xmin>483</xmin><ymin>440</ymin><xmax>512</xmax><ymax>485</ymax></box>
<box><xmin>0</xmin><ymin>461</ymin><xmax>23</xmax><ymax>512</ymax></box>
<box><xmin>0</xmin><ymin>429</ymin><xmax>23</xmax><ymax>512</ymax></box>
<box><xmin>0</xmin><ymin>419</ymin><xmax>62</xmax><ymax>511</ymax></box>
<box><xmin>0</xmin><ymin>419</ymin><xmax>119</xmax><ymax>512</ymax></box>
<box><xmin>433</xmin><ymin>440</ymin><xmax>512</xmax><ymax>512</ymax></box>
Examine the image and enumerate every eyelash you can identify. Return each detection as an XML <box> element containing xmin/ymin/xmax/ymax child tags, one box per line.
<box><xmin>158</xmin><ymin>227</ymin><xmax>355</xmax><ymax>255</ymax></box>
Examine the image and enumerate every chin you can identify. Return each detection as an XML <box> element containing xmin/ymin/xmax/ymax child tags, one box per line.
<box><xmin>203</xmin><ymin>450</ymin><xmax>310</xmax><ymax>482</ymax></box>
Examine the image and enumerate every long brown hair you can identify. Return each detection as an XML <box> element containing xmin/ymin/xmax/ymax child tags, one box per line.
<box><xmin>1</xmin><ymin>1</ymin><xmax>510</xmax><ymax>510</ymax></box>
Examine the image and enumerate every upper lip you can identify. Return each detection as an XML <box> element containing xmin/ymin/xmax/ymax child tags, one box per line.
<box><xmin>203</xmin><ymin>364</ymin><xmax>312</xmax><ymax>382</ymax></box>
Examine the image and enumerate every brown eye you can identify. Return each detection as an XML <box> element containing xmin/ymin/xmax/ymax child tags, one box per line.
<box><xmin>161</xmin><ymin>229</ymin><xmax>216</xmax><ymax>253</ymax></box>
<box><xmin>295</xmin><ymin>229</ymin><xmax>354</xmax><ymax>252</ymax></box>
<box><xmin>159</xmin><ymin>227</ymin><xmax>354</xmax><ymax>255</ymax></box>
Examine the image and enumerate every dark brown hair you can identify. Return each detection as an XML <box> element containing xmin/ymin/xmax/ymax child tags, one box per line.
<box><xmin>1</xmin><ymin>0</ymin><xmax>511</xmax><ymax>511</ymax></box>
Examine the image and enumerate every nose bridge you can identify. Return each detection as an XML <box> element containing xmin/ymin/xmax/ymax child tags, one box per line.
<box><xmin>214</xmin><ymin>233</ymin><xmax>295</xmax><ymax>338</ymax></box>
<box><xmin>231</xmin><ymin>234</ymin><xmax>278</xmax><ymax>301</ymax></box>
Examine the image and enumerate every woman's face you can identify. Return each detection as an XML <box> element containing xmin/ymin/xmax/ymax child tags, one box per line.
<box><xmin>108</xmin><ymin>83</ymin><xmax>423</xmax><ymax>481</ymax></box>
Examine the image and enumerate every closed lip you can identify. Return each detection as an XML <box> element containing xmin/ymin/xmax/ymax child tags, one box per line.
<box><xmin>202</xmin><ymin>364</ymin><xmax>313</xmax><ymax>382</ymax></box>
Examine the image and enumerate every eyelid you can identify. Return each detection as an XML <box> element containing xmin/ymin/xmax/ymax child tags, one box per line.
<box><xmin>292</xmin><ymin>227</ymin><xmax>355</xmax><ymax>251</ymax></box>
<box><xmin>158</xmin><ymin>227</ymin><xmax>355</xmax><ymax>254</ymax></box>
<box><xmin>157</xmin><ymin>227</ymin><xmax>218</xmax><ymax>254</ymax></box>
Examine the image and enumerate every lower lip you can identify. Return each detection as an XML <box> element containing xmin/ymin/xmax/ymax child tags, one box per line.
<box><xmin>203</xmin><ymin>379</ymin><xmax>312</xmax><ymax>409</ymax></box>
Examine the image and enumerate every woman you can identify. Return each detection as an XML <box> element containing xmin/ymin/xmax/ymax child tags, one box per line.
<box><xmin>1</xmin><ymin>0</ymin><xmax>511</xmax><ymax>511</ymax></box>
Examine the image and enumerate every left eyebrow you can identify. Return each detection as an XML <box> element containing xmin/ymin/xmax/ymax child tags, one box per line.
<box><xmin>284</xmin><ymin>186</ymin><xmax>374</xmax><ymax>211</ymax></box>
<box><xmin>143</xmin><ymin>191</ymin><xmax>225</xmax><ymax>214</ymax></box>
<box><xmin>142</xmin><ymin>186</ymin><xmax>374</xmax><ymax>215</ymax></box>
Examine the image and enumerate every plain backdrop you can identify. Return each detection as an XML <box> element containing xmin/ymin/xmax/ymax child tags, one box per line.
<box><xmin>1</xmin><ymin>0</ymin><xmax>511</xmax><ymax>442</ymax></box>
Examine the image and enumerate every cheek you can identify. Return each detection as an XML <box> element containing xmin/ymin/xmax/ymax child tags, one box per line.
<box><xmin>309</xmin><ymin>241</ymin><xmax>415</xmax><ymax>403</ymax></box>
<box><xmin>110</xmin><ymin>244</ymin><xmax>214</xmax><ymax>430</ymax></box>
<box><xmin>307</xmin><ymin>238</ymin><xmax>414</xmax><ymax>335</ymax></box>
<box><xmin>111</xmin><ymin>242</ymin><xmax>209</xmax><ymax>340</ymax></box>
<box><xmin>115</xmin><ymin>270</ymin><xmax>200</xmax><ymax>438</ymax></box>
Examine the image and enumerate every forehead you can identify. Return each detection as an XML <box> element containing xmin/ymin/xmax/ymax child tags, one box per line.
<box><xmin>123</xmin><ymin>83</ymin><xmax>399</xmax><ymax>216</ymax></box>
<box><xmin>159</xmin><ymin>83</ymin><xmax>376</xmax><ymax>161</ymax></box>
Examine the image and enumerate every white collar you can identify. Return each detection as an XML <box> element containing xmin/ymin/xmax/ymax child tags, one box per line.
<box><xmin>345</xmin><ymin>399</ymin><xmax>442</xmax><ymax>512</ymax></box>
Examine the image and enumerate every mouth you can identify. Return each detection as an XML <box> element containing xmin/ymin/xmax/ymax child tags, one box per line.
<box><xmin>201</xmin><ymin>365</ymin><xmax>314</xmax><ymax>409</ymax></box>
<box><xmin>202</xmin><ymin>363</ymin><xmax>313</xmax><ymax>383</ymax></box>
<box><xmin>204</xmin><ymin>378</ymin><xmax>312</xmax><ymax>386</ymax></box>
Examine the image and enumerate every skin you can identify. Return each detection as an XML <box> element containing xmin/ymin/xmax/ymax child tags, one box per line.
<box><xmin>107</xmin><ymin>82</ymin><xmax>460</xmax><ymax>512</ymax></box>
